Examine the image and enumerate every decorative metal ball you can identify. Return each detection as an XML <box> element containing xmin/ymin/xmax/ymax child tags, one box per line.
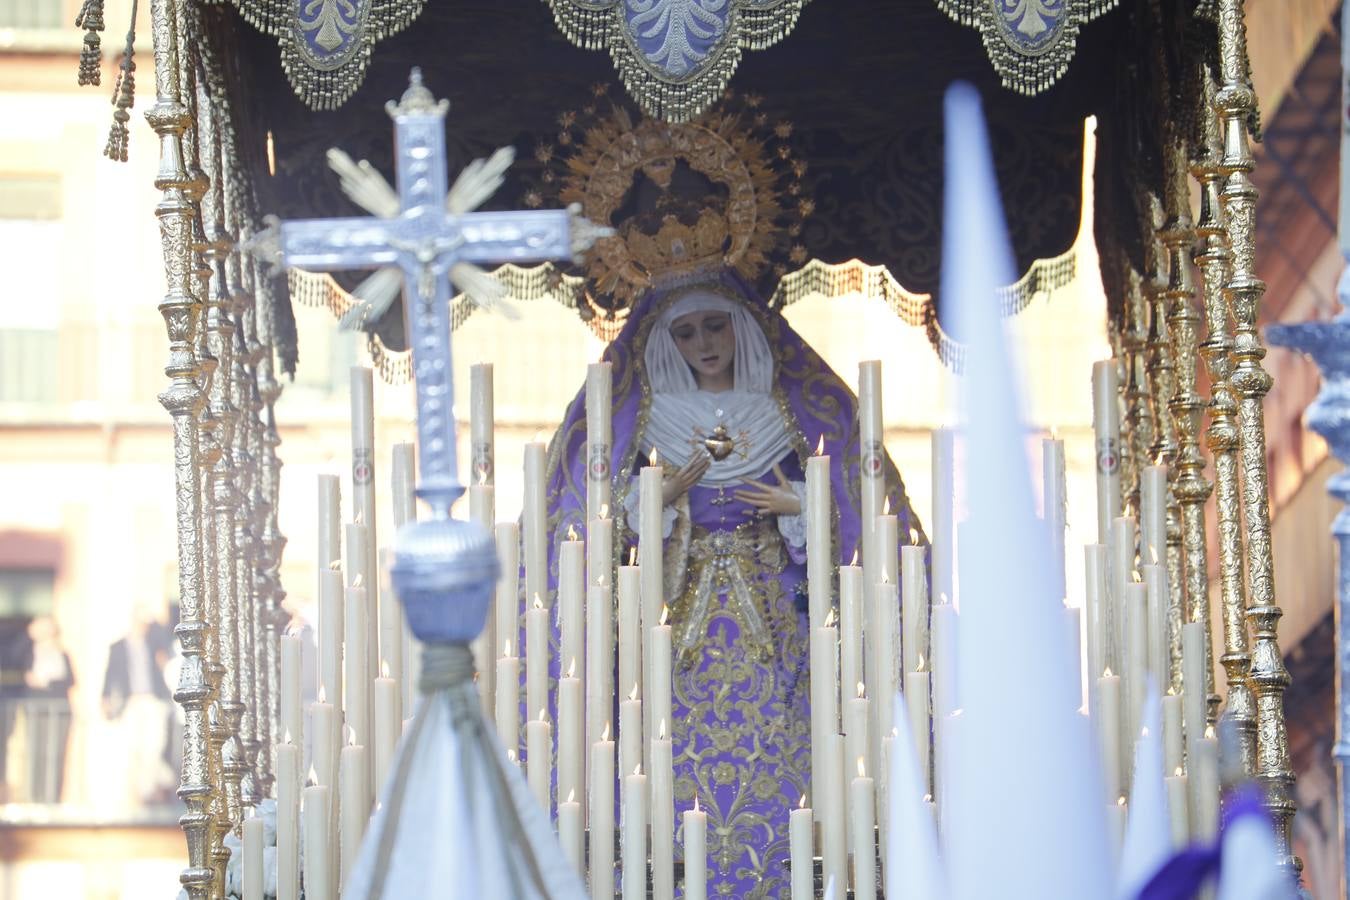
<box><xmin>390</xmin><ymin>516</ymin><xmax>499</xmax><ymax>644</ymax></box>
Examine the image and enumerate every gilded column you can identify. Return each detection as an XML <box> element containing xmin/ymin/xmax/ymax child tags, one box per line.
<box><xmin>241</xmin><ymin>252</ymin><xmax>271</xmax><ymax>798</ymax></box>
<box><xmin>144</xmin><ymin>0</ymin><xmax>210</xmax><ymax>894</ymax></box>
<box><xmin>1122</xmin><ymin>269</ymin><xmax>1154</xmax><ymax>519</ymax></box>
<box><xmin>1192</xmin><ymin>69</ymin><xmax>1257</xmax><ymax>779</ymax></box>
<box><xmin>199</xmin><ymin>76</ymin><xmax>246</xmax><ymax>830</ymax></box>
<box><xmin>1215</xmin><ymin>0</ymin><xmax>1297</xmax><ymax>869</ymax></box>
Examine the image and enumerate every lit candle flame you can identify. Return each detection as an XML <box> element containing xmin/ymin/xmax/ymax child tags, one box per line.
<box><xmin>815</xmin><ymin>436</ymin><xmax>825</xmax><ymax>455</ymax></box>
<box><xmin>538</xmin><ymin>708</ymin><xmax>548</xmax><ymax>723</ymax></box>
<box><xmin>658</xmin><ymin>719</ymin><xmax>667</xmax><ymax>740</ymax></box>
<box><xmin>880</xmin><ymin>571</ymin><xmax>891</xmax><ymax>585</ymax></box>
<box><xmin>1140</xmin><ymin>726</ymin><xmax>1150</xmax><ymax>739</ymax></box>
<box><xmin>850</xmin><ymin>550</ymin><xmax>860</xmax><ymax>566</ymax></box>
<box><xmin>355</xmin><ymin>512</ymin><xmax>363</xmax><ymax>525</ymax></box>
<box><xmin>694</xmin><ymin>796</ymin><xmax>701</xmax><ymax>813</ymax></box>
<box><xmin>629</xmin><ymin>684</ymin><xmax>639</xmax><ymax>702</ymax></box>
<box><xmin>566</xmin><ymin>658</ymin><xmax>577</xmax><ymax>679</ymax></box>
<box><xmin>507</xmin><ymin>748</ymin><xmax>518</xmax><ymax>764</ymax></box>
<box><xmin>633</xmin><ymin>764</ymin><xmax>642</xmax><ymax>777</ymax></box>
<box><xmin>628</xmin><ymin>547</ymin><xmax>638</xmax><ymax>566</ymax></box>
<box><xmin>1166</xmin><ymin>686</ymin><xmax>1175</xmax><ymax>696</ymax></box>
<box><xmin>503</xmin><ymin>640</ymin><xmax>512</xmax><ymax>657</ymax></box>
<box><xmin>824</xmin><ymin>608</ymin><xmax>836</xmax><ymax>628</ymax></box>
<box><xmin>352</xmin><ymin>574</ymin><xmax>364</xmax><ymax>588</ymax></box>
<box><xmin>380</xmin><ymin>661</ymin><xmax>390</xmax><ymax>679</ymax></box>
<box><xmin>602</xmin><ymin>722</ymin><xmax>611</xmax><ymax>742</ymax></box>
<box><xmin>917</xmin><ymin>653</ymin><xmax>926</xmax><ymax>671</ymax></box>
<box><xmin>266</xmin><ymin>131</ymin><xmax>276</xmax><ymax>177</ymax></box>
<box><xmin>567</xmin><ymin>789</ymin><xmax>576</xmax><ymax>803</ymax></box>
<box><xmin>798</xmin><ymin>794</ymin><xmax>807</xmax><ymax>809</ymax></box>
<box><xmin>1174</xmin><ymin>766</ymin><xmax>1184</xmax><ymax>777</ymax></box>
<box><xmin>649</xmin><ymin>447</ymin><xmax>660</xmax><ymax>467</ymax></box>
<box><xmin>1204</xmin><ymin>725</ymin><xmax>1216</xmax><ymax>740</ymax></box>
<box><xmin>659</xmin><ymin>605</ymin><xmax>670</xmax><ymax>626</ymax></box>
<box><xmin>599</xmin><ymin>503</ymin><xmax>610</xmax><ymax>519</ymax></box>
<box><xmin>883</xmin><ymin>497</ymin><xmax>891</xmax><ymax>516</ymax></box>
<box><xmin>329</xmin><ymin>560</ymin><xmax>342</xmax><ymax>570</ymax></box>
<box><xmin>567</xmin><ymin>524</ymin><xmax>579</xmax><ymax>541</ymax></box>
<box><xmin>909</xmin><ymin>527</ymin><xmax>919</xmax><ymax>545</ymax></box>
<box><xmin>533</xmin><ymin>594</ymin><xmax>544</xmax><ymax>610</ymax></box>
<box><xmin>1050</xmin><ymin>426</ymin><xmax>1059</xmax><ymax>441</ymax></box>
<box><xmin>307</xmin><ymin>764</ymin><xmax>319</xmax><ymax>785</ymax></box>
<box><xmin>283</xmin><ymin>727</ymin><xmax>293</xmax><ymax>744</ymax></box>
<box><xmin>923</xmin><ymin>793</ymin><xmax>932</xmax><ymax>803</ymax></box>
<box><xmin>856</xmin><ymin>756</ymin><xmax>866</xmax><ymax>778</ymax></box>
<box><xmin>1102</xmin><ymin>667</ymin><xmax>1113</xmax><ymax>678</ymax></box>
<box><xmin>1132</xmin><ymin>571</ymin><xmax>1142</xmax><ymax>584</ymax></box>
<box><xmin>1117</xmin><ymin>795</ymin><xmax>1126</xmax><ymax>807</ymax></box>
<box><xmin>856</xmin><ymin>681</ymin><xmax>865</xmax><ymax>699</ymax></box>
<box><xmin>317</xmin><ymin>686</ymin><xmax>327</xmax><ymax>704</ymax></box>
<box><xmin>344</xmin><ymin>724</ymin><xmax>356</xmax><ymax>747</ymax></box>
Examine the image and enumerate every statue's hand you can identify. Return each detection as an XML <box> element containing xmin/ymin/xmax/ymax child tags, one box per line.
<box><xmin>734</xmin><ymin>464</ymin><xmax>801</xmax><ymax>516</ymax></box>
<box><xmin>662</xmin><ymin>452</ymin><xmax>711</xmax><ymax>506</ymax></box>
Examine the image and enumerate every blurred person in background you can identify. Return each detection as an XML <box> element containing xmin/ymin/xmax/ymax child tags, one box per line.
<box><xmin>21</xmin><ymin>616</ymin><xmax>74</xmax><ymax>803</ymax></box>
<box><xmin>102</xmin><ymin>605</ymin><xmax>175</xmax><ymax>806</ymax></box>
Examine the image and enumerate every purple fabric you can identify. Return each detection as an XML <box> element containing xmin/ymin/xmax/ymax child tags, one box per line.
<box><xmin>522</xmin><ymin>268</ymin><xmax>924</xmax><ymax>897</ymax></box>
<box><xmin>1134</xmin><ymin>786</ymin><xmax>1278</xmax><ymax>900</ymax></box>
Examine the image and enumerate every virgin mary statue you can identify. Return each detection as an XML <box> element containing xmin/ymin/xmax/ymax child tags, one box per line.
<box><xmin>543</xmin><ymin>267</ymin><xmax>924</xmax><ymax>898</ymax></box>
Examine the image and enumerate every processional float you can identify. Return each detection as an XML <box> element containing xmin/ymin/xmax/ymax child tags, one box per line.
<box><xmin>107</xmin><ymin>0</ymin><xmax>1321</xmax><ymax>895</ymax></box>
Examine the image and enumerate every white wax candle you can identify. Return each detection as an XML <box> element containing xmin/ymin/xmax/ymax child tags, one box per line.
<box><xmin>348</xmin><ymin>366</ymin><xmax>380</xmax><ymax>688</ymax></box>
<box><xmin>1162</xmin><ymin>691</ymin><xmax>1184</xmax><ymax>776</ymax></box>
<box><xmin>559</xmin><ymin>794</ymin><xmax>584</xmax><ymax>875</ymax></box>
<box><xmin>469</xmin><ymin>362</ymin><xmax>494</xmax><ymax>485</ymax></box>
<box><xmin>820</xmin><ymin>732</ymin><xmax>847</xmax><ymax>897</ymax></box>
<box><xmin>651</xmin><ymin>733</ymin><xmax>674</xmax><ymax>900</ymax></box>
<box><xmin>839</xmin><ymin>565</ymin><xmax>863</xmax><ymax>720</ymax></box>
<box><xmin>1096</xmin><ymin>673</ymin><xmax>1122</xmax><ymax>802</ymax></box>
<box><xmin>1092</xmin><ymin>360</ymin><xmax>1122</xmax><ymax>544</ymax></box>
<box><xmin>1109</xmin><ymin>517</ymin><xmax>1136</xmax><ymax>673</ymax></box>
<box><xmin>930</xmin><ymin>601</ymin><xmax>957</xmax><ymax>783</ymax></box>
<box><xmin>302</xmin><ymin>785</ymin><xmax>332</xmax><ymax>900</ymax></box>
<box><xmin>586</xmin><ymin>580</ymin><xmax>614</xmax><ymax>776</ymax></box>
<box><xmin>876</xmin><ymin>513</ymin><xmax>899</xmax><ymax>587</ymax></box>
<box><xmin>527</xmin><ymin>713</ymin><xmax>552</xmax><ymax>813</ymax></box>
<box><xmin>310</xmin><ymin>701</ymin><xmax>338</xmax><ymax>790</ymax></box>
<box><xmin>622</xmin><ymin>766</ymin><xmax>647</xmax><ymax>900</ymax></box>
<box><xmin>376</xmin><ymin>547</ymin><xmax>405</xmax><ymax>720</ymax></box>
<box><xmin>1043</xmin><ymin>436</ymin><xmax>1068</xmax><ymax>603</ymax></box>
<box><xmin>586</xmin><ymin>361</ymin><xmax>613</xmax><ymax>523</ymax></box>
<box><xmin>806</xmin><ymin>452</ymin><xmax>832</xmax><ymax>627</ymax></box>
<box><xmin>390</xmin><ymin>442</ymin><xmax>416</xmax><ymax>529</ymax></box>
<box><xmin>586</xmin><ymin>513</ymin><xmax>614</xmax><ymax>599</ymax></box>
<box><xmin>1191</xmin><ymin>733</ymin><xmax>1219</xmax><ymax>842</ymax></box>
<box><xmin>317</xmin><ymin>473</ymin><xmax>342</xmax><ymax>568</ymax></box>
<box><xmin>858</xmin><ymin>361</ymin><xmax>885</xmax><ymax>586</ymax></box>
<box><xmin>873</xmin><ymin>579</ymin><xmax>900</xmax><ymax>772</ymax></box>
<box><xmin>344</xmin><ymin>583</ymin><xmax>371</xmax><ymax>748</ymax></box>
<box><xmin>373</xmin><ymin>675</ymin><xmax>400</xmax><ymax>795</ymax></box>
<box><xmin>844</xmin><ymin>687</ymin><xmax>870</xmax><ymax>826</ymax></box>
<box><xmin>1083</xmin><ymin>544</ymin><xmax>1108</xmax><ymax>708</ymax></box>
<box><xmin>905</xmin><ymin>669</ymin><xmax>932</xmax><ymax>797</ymax></box>
<box><xmin>526</xmin><ymin>598</ymin><xmax>550</xmax><ymax>723</ymax></box>
<box><xmin>649</xmin><ymin>620</ymin><xmax>673</xmax><ymax>748</ymax></box>
<box><xmin>1180</xmin><ymin>622</ymin><xmax>1207</xmax><ymax>762</ymax></box>
<box><xmin>319</xmin><ymin>568</ymin><xmax>344</xmax><ymax>712</ymax></box>
<box><xmin>684</xmin><ymin>801</ymin><xmax>708</xmax><ymax>900</ymax></box>
<box><xmin>1143</xmin><ymin>563</ymin><xmax>1169</xmax><ymax>692</ymax></box>
<box><xmin>1140</xmin><ymin>466</ymin><xmax>1167</xmax><ymax>570</ymax></box>
<box><xmin>559</xmin><ymin>674</ymin><xmax>584</xmax><ymax>810</ymax></box>
<box><xmin>339</xmin><ymin>743</ymin><xmax>369</xmax><ymax>883</ymax></box>
<box><xmin>494</xmin><ymin>523</ymin><xmax>520</xmax><ymax>657</ymax></box>
<box><xmin>930</xmin><ymin>427</ymin><xmax>955</xmax><ymax>606</ymax></box>
<box><xmin>618</xmin><ymin>565</ymin><xmax>641</xmax><ymax>713</ymax></box>
<box><xmin>850</xmin><ymin>762</ymin><xmax>876</xmax><ymax>900</ymax></box>
<box><xmin>589</xmin><ymin>737</ymin><xmax>616</xmax><ymax>900</ymax></box>
<box><xmin>1107</xmin><ymin>799</ymin><xmax>1127</xmax><ymax>864</ymax></box>
<box><xmin>495</xmin><ymin>655</ymin><xmax>520</xmax><ymax>763</ymax></box>
<box><xmin>1064</xmin><ymin>606</ymin><xmax>1084</xmax><ymax>710</ymax></box>
<box><xmin>242</xmin><ymin>815</ymin><xmax>264</xmax><ymax>900</ymax></box>
<box><xmin>1166</xmin><ymin>770</ymin><xmax>1189</xmax><ymax>848</ymax></box>
<box><xmin>619</xmin><ymin>692</ymin><xmax>642</xmax><ymax>805</ymax></box>
<box><xmin>523</xmin><ymin>442</ymin><xmax>549</xmax><ymax>608</ymax></box>
<box><xmin>639</xmin><ymin>463</ymin><xmax>664</xmax><ymax>766</ymax></box>
<box><xmin>276</xmin><ymin>742</ymin><xmax>300</xmax><ymax>900</ymax></box>
<box><xmin>1124</xmin><ymin>581</ymin><xmax>1148</xmax><ymax>745</ymax></box>
<box><xmin>790</xmin><ymin>799</ymin><xmax>814</xmax><ymax>900</ymax></box>
<box><xmin>470</xmin><ymin>485</ymin><xmax>496</xmax><ymax>715</ymax></box>
<box><xmin>809</xmin><ymin>623</ymin><xmax>839</xmax><ymax>813</ymax></box>
<box><xmin>560</xmin><ymin>538</ymin><xmax>585</xmax><ymax>682</ymax></box>
<box><xmin>281</xmin><ymin>633</ymin><xmax>303</xmax><ymax>747</ymax></box>
<box><xmin>901</xmin><ymin>544</ymin><xmax>927</xmax><ymax>675</ymax></box>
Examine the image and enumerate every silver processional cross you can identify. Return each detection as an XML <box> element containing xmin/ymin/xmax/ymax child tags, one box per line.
<box><xmin>257</xmin><ymin>69</ymin><xmax>606</xmax><ymax>519</ymax></box>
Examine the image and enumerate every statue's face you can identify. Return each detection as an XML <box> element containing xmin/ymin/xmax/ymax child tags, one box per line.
<box><xmin>670</xmin><ymin>309</ymin><xmax>735</xmax><ymax>383</ymax></box>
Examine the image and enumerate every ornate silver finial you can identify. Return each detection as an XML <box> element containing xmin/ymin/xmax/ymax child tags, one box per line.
<box><xmin>386</xmin><ymin>67</ymin><xmax>448</xmax><ymax>119</ymax></box>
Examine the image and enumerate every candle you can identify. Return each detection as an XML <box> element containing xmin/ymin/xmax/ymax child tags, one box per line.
<box><xmin>684</xmin><ymin>798</ymin><xmax>708</xmax><ymax>900</ymax></box>
<box><xmin>1109</xmin><ymin>516</ymin><xmax>1137</xmax><ymax>673</ymax></box>
<box><xmin>319</xmin><ymin>568</ymin><xmax>344</xmax><ymax>712</ymax></box>
<box><xmin>873</xmin><ymin>578</ymin><xmax>900</xmax><ymax>773</ymax></box>
<box><xmin>390</xmin><ymin>441</ymin><xmax>416</xmax><ymax>529</ymax></box>
<box><xmin>470</xmin><ymin>484</ymin><xmax>495</xmax><ymax>715</ymax></box>
<box><xmin>1191</xmin><ymin>730</ymin><xmax>1219</xmax><ymax>841</ymax></box>
<box><xmin>242</xmin><ymin>815</ymin><xmax>264</xmax><ymax>900</ymax></box>
<box><xmin>820</xmin><ymin>732</ymin><xmax>847</xmax><ymax>896</ymax></box>
<box><xmin>1064</xmin><ymin>606</ymin><xmax>1084</xmax><ymax>709</ymax></box>
<box><xmin>339</xmin><ymin>742</ymin><xmax>370</xmax><ymax>883</ymax></box>
<box><xmin>586</xmin><ymin>362</ymin><xmax>613</xmax><ymax>523</ymax></box>
<box><xmin>523</xmin><ymin>442</ymin><xmax>548</xmax><ymax>609</ymax></box>
<box><xmin>469</xmin><ymin>362</ymin><xmax>495</xmax><ymax>485</ymax></box>
<box><xmin>1162</xmin><ymin>690</ymin><xmax>1184</xmax><ymax>776</ymax></box>
<box><xmin>559</xmin><ymin>666</ymin><xmax>584</xmax><ymax>810</ymax></box>
<box><xmin>526</xmin><ymin>596</ymin><xmax>549</xmax><ymax>724</ymax></box>
<box><xmin>302</xmin><ymin>785</ymin><xmax>332</xmax><ymax>900</ymax></box>
<box><xmin>622</xmin><ymin>764</ymin><xmax>647</xmax><ymax>900</ymax></box>
<box><xmin>809</xmin><ymin>617</ymin><xmax>838</xmax><ymax>813</ymax></box>
<box><xmin>310</xmin><ymin>700</ymin><xmax>338</xmax><ymax>790</ymax></box>
<box><xmin>619</xmin><ymin>687</ymin><xmax>642</xmax><ymax>805</ymax></box>
<box><xmin>1107</xmin><ymin>798</ymin><xmax>1127</xmax><ymax>863</ymax></box>
<box><xmin>559</xmin><ymin>790</ymin><xmax>584</xmax><ymax>874</ymax></box>
<box><xmin>495</xmin><ymin>650</ymin><xmax>519</xmax><ymax>760</ymax></box>
<box><xmin>373</xmin><ymin>674</ymin><xmax>400</xmax><ymax>795</ymax></box>
<box><xmin>930</xmin><ymin>427</ymin><xmax>955</xmax><ymax>606</ymax></box>
<box><xmin>618</xmin><ymin>562</ymin><xmax>641</xmax><ymax>712</ymax></box>
<box><xmin>806</xmin><ymin>450</ymin><xmax>832</xmax><ymax>627</ymax></box>
<box><xmin>318</xmin><ymin>473</ymin><xmax>342</xmax><ymax>569</ymax></box>
<box><xmin>1092</xmin><ymin>359</ymin><xmax>1122</xmax><ymax>544</ymax></box>
<box><xmin>560</xmin><ymin>536</ymin><xmax>585</xmax><ymax>685</ymax></box>
<box><xmin>790</xmin><ymin>796</ymin><xmax>813</xmax><ymax>900</ymax></box>
<box><xmin>1165</xmin><ymin>767</ymin><xmax>1189</xmax><ymax>848</ymax></box>
<box><xmin>844</xmin><ymin>683</ymin><xmax>870</xmax><ymax>837</ymax></box>
<box><xmin>1096</xmin><ymin>671</ymin><xmax>1122</xmax><ymax>802</ymax></box>
<box><xmin>344</xmin><ymin>582</ymin><xmax>371</xmax><ymax>747</ymax></box>
<box><xmin>276</xmin><ymin>742</ymin><xmax>299</xmax><ymax>900</ymax></box>
<box><xmin>901</xmin><ymin>544</ymin><xmax>927</xmax><ymax>675</ymax></box>
<box><xmin>1180</xmin><ymin>622</ymin><xmax>1207</xmax><ymax>763</ymax></box>
<box><xmin>589</xmin><ymin>733</ymin><xmax>616</xmax><ymax>900</ymax></box>
<box><xmin>1043</xmin><ymin>435</ymin><xmax>1067</xmax><ymax>603</ymax></box>
<box><xmin>349</xmin><ymin>367</ymin><xmax>379</xmax><ymax>688</ymax></box>
<box><xmin>839</xmin><ymin>564</ymin><xmax>863</xmax><ymax>719</ymax></box>
<box><xmin>651</xmin><ymin>725</ymin><xmax>674</xmax><ymax>900</ymax></box>
<box><xmin>586</xmin><ymin>579</ymin><xmax>614</xmax><ymax>778</ymax></box>
<box><xmin>905</xmin><ymin>669</ymin><xmax>931</xmax><ymax>797</ymax></box>
<box><xmin>1143</xmin><ymin>563</ymin><xmax>1169</xmax><ymax>692</ymax></box>
<box><xmin>639</xmin><ymin>460</ymin><xmax>664</xmax><ymax>759</ymax></box>
<box><xmin>527</xmin><ymin>710</ymin><xmax>552</xmax><ymax>813</ymax></box>
<box><xmin>850</xmin><ymin>756</ymin><xmax>876</xmax><ymax>900</ymax></box>
<box><xmin>281</xmin><ymin>632</ymin><xmax>303</xmax><ymax>749</ymax></box>
<box><xmin>858</xmin><ymin>361</ymin><xmax>885</xmax><ymax>592</ymax></box>
<box><xmin>649</xmin><ymin>610</ymin><xmax>673</xmax><ymax>752</ymax></box>
<box><xmin>1123</xmin><ymin>581</ymin><xmax>1147</xmax><ymax>746</ymax></box>
<box><xmin>1140</xmin><ymin>466</ymin><xmax>1166</xmax><ymax>573</ymax></box>
<box><xmin>930</xmin><ymin>601</ymin><xmax>957</xmax><ymax>785</ymax></box>
<box><xmin>586</xmin><ymin>511</ymin><xmax>614</xmax><ymax>602</ymax></box>
<box><xmin>494</xmin><ymin>523</ymin><xmax>519</xmax><ymax>658</ymax></box>
<box><xmin>376</xmin><ymin>547</ymin><xmax>405</xmax><ymax>722</ymax></box>
<box><xmin>1083</xmin><ymin>545</ymin><xmax>1108</xmax><ymax>708</ymax></box>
